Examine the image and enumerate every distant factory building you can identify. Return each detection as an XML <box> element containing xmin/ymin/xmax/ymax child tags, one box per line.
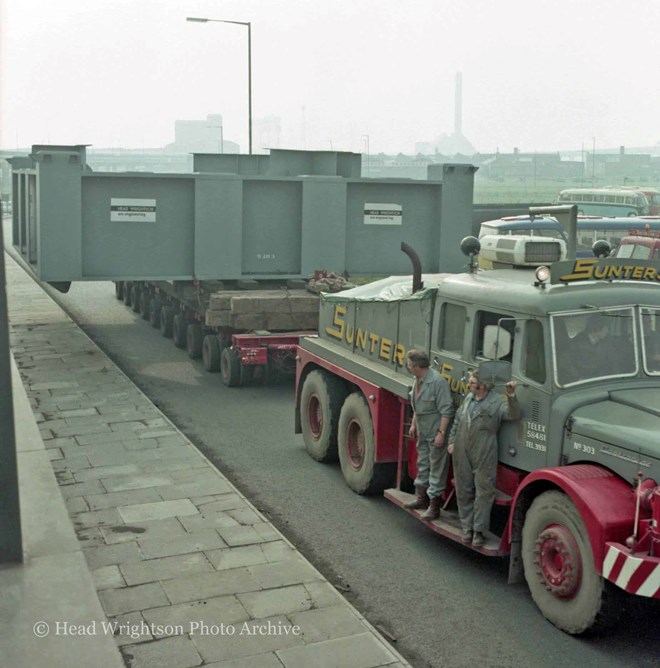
<box><xmin>165</xmin><ymin>114</ymin><xmax>240</xmax><ymax>154</ymax></box>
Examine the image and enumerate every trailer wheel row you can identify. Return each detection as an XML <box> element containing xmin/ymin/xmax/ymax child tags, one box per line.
<box><xmin>300</xmin><ymin>368</ymin><xmax>396</xmax><ymax>494</ymax></box>
<box><xmin>115</xmin><ymin>281</ymin><xmax>263</xmax><ymax>388</ymax></box>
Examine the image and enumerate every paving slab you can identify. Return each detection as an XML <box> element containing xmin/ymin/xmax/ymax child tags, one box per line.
<box><xmin>2</xmin><ymin>251</ymin><xmax>411</xmax><ymax>667</ymax></box>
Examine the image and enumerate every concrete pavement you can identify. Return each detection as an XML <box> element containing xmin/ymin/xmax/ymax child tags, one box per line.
<box><xmin>0</xmin><ymin>250</ymin><xmax>411</xmax><ymax>668</ymax></box>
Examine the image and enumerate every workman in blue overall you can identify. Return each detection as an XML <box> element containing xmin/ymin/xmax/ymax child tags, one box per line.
<box><xmin>404</xmin><ymin>349</ymin><xmax>454</xmax><ymax>520</ymax></box>
<box><xmin>448</xmin><ymin>370</ymin><xmax>520</xmax><ymax>546</ymax></box>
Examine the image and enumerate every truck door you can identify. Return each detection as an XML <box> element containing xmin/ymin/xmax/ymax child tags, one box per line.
<box><xmin>500</xmin><ymin>318</ymin><xmax>552</xmax><ymax>470</ymax></box>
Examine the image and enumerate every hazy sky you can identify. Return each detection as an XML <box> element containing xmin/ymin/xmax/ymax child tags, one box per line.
<box><xmin>1</xmin><ymin>0</ymin><xmax>658</xmax><ymax>154</ymax></box>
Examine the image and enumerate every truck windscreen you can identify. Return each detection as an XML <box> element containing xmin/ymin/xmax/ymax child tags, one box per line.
<box><xmin>552</xmin><ymin>308</ymin><xmax>637</xmax><ymax>386</ymax></box>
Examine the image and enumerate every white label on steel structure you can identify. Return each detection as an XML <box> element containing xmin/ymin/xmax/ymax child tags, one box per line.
<box><xmin>364</xmin><ymin>203</ymin><xmax>402</xmax><ymax>225</ymax></box>
<box><xmin>111</xmin><ymin>198</ymin><xmax>156</xmax><ymax>222</ymax></box>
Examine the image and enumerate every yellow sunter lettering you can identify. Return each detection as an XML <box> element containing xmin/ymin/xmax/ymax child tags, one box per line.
<box><xmin>643</xmin><ymin>267</ymin><xmax>657</xmax><ymax>281</ymax></box>
<box><xmin>325</xmin><ymin>305</ymin><xmax>346</xmax><ymax>340</ymax></box>
<box><xmin>608</xmin><ymin>265</ymin><xmax>622</xmax><ymax>279</ymax></box>
<box><xmin>559</xmin><ymin>258</ymin><xmax>596</xmax><ymax>283</ymax></box>
<box><xmin>440</xmin><ymin>362</ymin><xmax>469</xmax><ymax>395</ymax></box>
<box><xmin>440</xmin><ymin>362</ymin><xmax>453</xmax><ymax>383</ymax></box>
<box><xmin>593</xmin><ymin>264</ymin><xmax>608</xmax><ymax>279</ymax></box>
<box><xmin>632</xmin><ymin>266</ymin><xmax>644</xmax><ymax>280</ymax></box>
<box><xmin>324</xmin><ymin>305</ymin><xmax>408</xmax><ymax>367</ymax></box>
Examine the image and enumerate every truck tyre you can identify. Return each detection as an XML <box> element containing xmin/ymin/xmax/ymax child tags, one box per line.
<box><xmin>138</xmin><ymin>290</ymin><xmax>150</xmax><ymax>320</ymax></box>
<box><xmin>114</xmin><ymin>282</ymin><xmax>124</xmax><ymax>300</ymax></box>
<box><xmin>149</xmin><ymin>298</ymin><xmax>162</xmax><ymax>328</ymax></box>
<box><xmin>172</xmin><ymin>313</ymin><xmax>188</xmax><ymax>348</ymax></box>
<box><xmin>202</xmin><ymin>335</ymin><xmax>221</xmax><ymax>372</ymax></box>
<box><xmin>186</xmin><ymin>323</ymin><xmax>203</xmax><ymax>359</ymax></box>
<box><xmin>522</xmin><ymin>490</ymin><xmax>618</xmax><ymax>634</ymax></box>
<box><xmin>130</xmin><ymin>284</ymin><xmax>141</xmax><ymax>313</ymax></box>
<box><xmin>337</xmin><ymin>392</ymin><xmax>395</xmax><ymax>494</ymax></box>
<box><xmin>160</xmin><ymin>306</ymin><xmax>174</xmax><ymax>338</ymax></box>
<box><xmin>221</xmin><ymin>347</ymin><xmax>241</xmax><ymax>387</ymax></box>
<box><xmin>300</xmin><ymin>370</ymin><xmax>345</xmax><ymax>462</ymax></box>
<box><xmin>122</xmin><ymin>281</ymin><xmax>133</xmax><ymax>306</ymax></box>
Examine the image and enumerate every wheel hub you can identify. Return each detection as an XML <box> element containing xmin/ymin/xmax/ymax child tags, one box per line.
<box><xmin>533</xmin><ymin>523</ymin><xmax>582</xmax><ymax>598</ymax></box>
<box><xmin>346</xmin><ymin>418</ymin><xmax>365</xmax><ymax>469</ymax></box>
<box><xmin>307</xmin><ymin>395</ymin><xmax>322</xmax><ymax>439</ymax></box>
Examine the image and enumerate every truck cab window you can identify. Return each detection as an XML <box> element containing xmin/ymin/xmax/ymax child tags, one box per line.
<box><xmin>475</xmin><ymin>310</ymin><xmax>515</xmax><ymax>361</ymax></box>
<box><xmin>523</xmin><ymin>320</ymin><xmax>546</xmax><ymax>383</ymax></box>
<box><xmin>439</xmin><ymin>303</ymin><xmax>466</xmax><ymax>353</ymax></box>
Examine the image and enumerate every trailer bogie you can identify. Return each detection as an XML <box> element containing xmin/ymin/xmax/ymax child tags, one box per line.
<box><xmin>202</xmin><ymin>335</ymin><xmax>222</xmax><ymax>372</ymax></box>
<box><xmin>114</xmin><ymin>280</ymin><xmax>312</xmax><ymax>388</ymax></box>
<box><xmin>186</xmin><ymin>323</ymin><xmax>203</xmax><ymax>359</ymax></box>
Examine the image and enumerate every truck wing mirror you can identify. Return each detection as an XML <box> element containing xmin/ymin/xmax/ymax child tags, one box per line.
<box><xmin>483</xmin><ymin>325</ymin><xmax>511</xmax><ymax>360</ymax></box>
<box><xmin>478</xmin><ymin>360</ymin><xmax>512</xmax><ymax>388</ymax></box>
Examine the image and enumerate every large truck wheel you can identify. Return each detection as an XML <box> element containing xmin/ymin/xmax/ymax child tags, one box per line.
<box><xmin>172</xmin><ymin>313</ymin><xmax>188</xmax><ymax>348</ymax></box>
<box><xmin>221</xmin><ymin>347</ymin><xmax>242</xmax><ymax>387</ymax></box>
<box><xmin>138</xmin><ymin>290</ymin><xmax>150</xmax><ymax>320</ymax></box>
<box><xmin>522</xmin><ymin>490</ymin><xmax>618</xmax><ymax>634</ymax></box>
<box><xmin>202</xmin><ymin>335</ymin><xmax>221</xmax><ymax>372</ymax></box>
<box><xmin>300</xmin><ymin>370</ymin><xmax>345</xmax><ymax>462</ymax></box>
<box><xmin>149</xmin><ymin>298</ymin><xmax>162</xmax><ymax>328</ymax></box>
<box><xmin>130</xmin><ymin>284</ymin><xmax>141</xmax><ymax>313</ymax></box>
<box><xmin>186</xmin><ymin>323</ymin><xmax>203</xmax><ymax>359</ymax></box>
<box><xmin>114</xmin><ymin>282</ymin><xmax>124</xmax><ymax>300</ymax></box>
<box><xmin>337</xmin><ymin>392</ymin><xmax>394</xmax><ymax>495</ymax></box>
<box><xmin>160</xmin><ymin>306</ymin><xmax>174</xmax><ymax>338</ymax></box>
<box><xmin>122</xmin><ymin>281</ymin><xmax>133</xmax><ymax>306</ymax></box>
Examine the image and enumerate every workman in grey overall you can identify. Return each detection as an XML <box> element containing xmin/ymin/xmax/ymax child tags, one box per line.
<box><xmin>448</xmin><ymin>371</ymin><xmax>520</xmax><ymax>546</ymax></box>
<box><xmin>405</xmin><ymin>349</ymin><xmax>454</xmax><ymax>520</ymax></box>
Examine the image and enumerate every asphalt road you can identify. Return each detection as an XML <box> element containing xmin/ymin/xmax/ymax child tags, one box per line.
<box><xmin>5</xmin><ymin>239</ymin><xmax>657</xmax><ymax>667</ymax></box>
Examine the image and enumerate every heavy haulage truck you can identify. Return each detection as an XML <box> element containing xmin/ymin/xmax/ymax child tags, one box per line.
<box><xmin>294</xmin><ymin>241</ymin><xmax>660</xmax><ymax>634</ymax></box>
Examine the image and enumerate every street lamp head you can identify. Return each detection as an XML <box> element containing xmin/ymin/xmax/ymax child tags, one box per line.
<box><xmin>186</xmin><ymin>17</ymin><xmax>209</xmax><ymax>22</ymax></box>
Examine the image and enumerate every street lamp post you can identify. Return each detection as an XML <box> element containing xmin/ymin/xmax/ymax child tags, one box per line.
<box><xmin>187</xmin><ymin>16</ymin><xmax>252</xmax><ymax>154</ymax></box>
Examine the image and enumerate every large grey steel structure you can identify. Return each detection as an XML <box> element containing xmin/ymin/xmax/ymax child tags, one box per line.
<box><xmin>9</xmin><ymin>145</ymin><xmax>476</xmax><ymax>286</ymax></box>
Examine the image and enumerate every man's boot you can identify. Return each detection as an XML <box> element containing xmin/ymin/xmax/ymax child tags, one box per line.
<box><xmin>404</xmin><ymin>486</ymin><xmax>429</xmax><ymax>510</ymax></box>
<box><xmin>420</xmin><ymin>495</ymin><xmax>442</xmax><ymax>520</ymax></box>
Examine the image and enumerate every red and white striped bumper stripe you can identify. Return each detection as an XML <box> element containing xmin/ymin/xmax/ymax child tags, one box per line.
<box><xmin>602</xmin><ymin>543</ymin><xmax>660</xmax><ymax>598</ymax></box>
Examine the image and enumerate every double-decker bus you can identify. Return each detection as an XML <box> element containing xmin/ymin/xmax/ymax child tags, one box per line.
<box><xmin>557</xmin><ymin>187</ymin><xmax>650</xmax><ymax>216</ymax></box>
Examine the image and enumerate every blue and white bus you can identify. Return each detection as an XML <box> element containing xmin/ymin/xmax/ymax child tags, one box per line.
<box><xmin>556</xmin><ymin>187</ymin><xmax>650</xmax><ymax>216</ymax></box>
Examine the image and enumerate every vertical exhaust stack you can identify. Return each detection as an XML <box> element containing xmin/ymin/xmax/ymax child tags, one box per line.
<box><xmin>401</xmin><ymin>242</ymin><xmax>424</xmax><ymax>294</ymax></box>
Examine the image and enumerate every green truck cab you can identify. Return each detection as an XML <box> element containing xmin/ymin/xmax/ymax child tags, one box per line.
<box><xmin>295</xmin><ymin>249</ymin><xmax>660</xmax><ymax>635</ymax></box>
